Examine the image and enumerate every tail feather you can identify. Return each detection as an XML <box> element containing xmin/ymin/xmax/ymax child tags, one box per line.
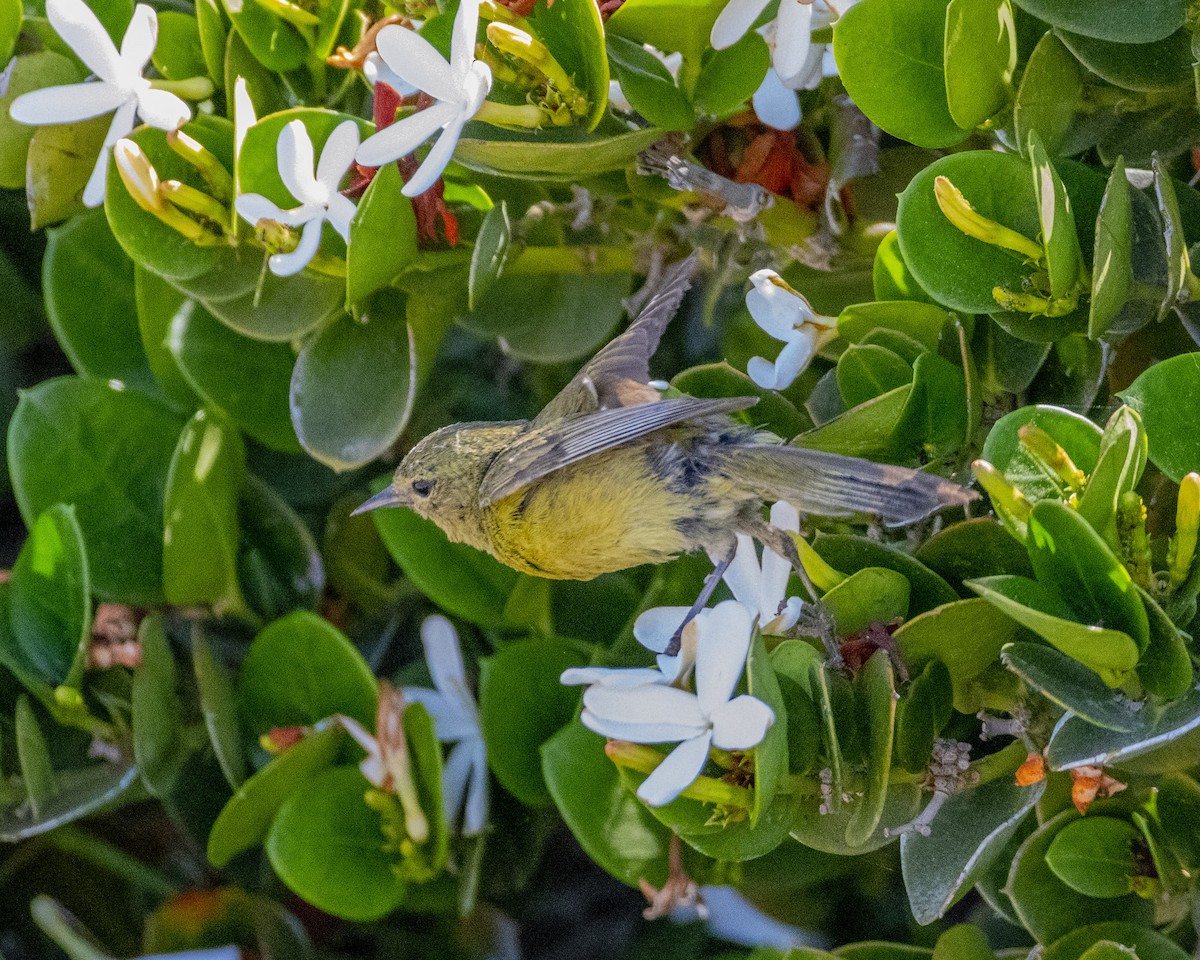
<box><xmin>721</xmin><ymin>444</ymin><xmax>976</xmax><ymax>527</ymax></box>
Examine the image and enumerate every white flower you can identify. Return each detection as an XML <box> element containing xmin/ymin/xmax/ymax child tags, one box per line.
<box><xmin>404</xmin><ymin>615</ymin><xmax>489</xmax><ymax>837</ymax></box>
<box><xmin>712</xmin><ymin>0</ymin><xmax>815</xmax><ymax>83</ymax></box>
<box><xmin>355</xmin><ymin>0</ymin><xmax>492</xmax><ymax>197</ymax></box>
<box><xmin>609</xmin><ymin>45</ymin><xmax>683</xmax><ymax>114</ymax></box>
<box><xmin>745</xmin><ymin>268</ymin><xmax>836</xmax><ymax>390</ymax></box>
<box><xmin>8</xmin><ymin>0</ymin><xmax>191</xmax><ymax>207</ymax></box>
<box><xmin>581</xmin><ymin>600</ymin><xmax>774</xmax><ymax>807</ymax></box>
<box><xmin>234</xmin><ymin>119</ymin><xmax>358</xmax><ymax>277</ymax></box>
<box><xmin>363</xmin><ymin>52</ymin><xmax>418</xmax><ymax>97</ymax></box>
<box><xmin>752</xmin><ymin>67</ymin><xmax>801</xmax><ymax>131</ymax></box>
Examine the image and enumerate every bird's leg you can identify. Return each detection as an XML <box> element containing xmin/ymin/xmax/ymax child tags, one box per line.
<box><xmin>662</xmin><ymin>544</ymin><xmax>738</xmax><ymax>658</ymax></box>
<box><xmin>742</xmin><ymin>518</ymin><xmax>842</xmax><ymax>668</ymax></box>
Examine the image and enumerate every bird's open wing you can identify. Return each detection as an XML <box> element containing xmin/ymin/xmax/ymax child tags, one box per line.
<box><xmin>531</xmin><ymin>253</ymin><xmax>700</xmax><ymax>425</ymax></box>
<box><xmin>479</xmin><ymin>394</ymin><xmax>756</xmax><ymax>506</ymax></box>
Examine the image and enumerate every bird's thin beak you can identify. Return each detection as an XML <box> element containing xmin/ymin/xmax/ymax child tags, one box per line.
<box><xmin>351</xmin><ymin>486</ymin><xmax>409</xmax><ymax>516</ymax></box>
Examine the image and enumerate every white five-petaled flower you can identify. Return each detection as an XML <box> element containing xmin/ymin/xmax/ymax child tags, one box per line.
<box><xmin>8</xmin><ymin>0</ymin><xmax>191</xmax><ymax>207</ymax></box>
<box><xmin>355</xmin><ymin>0</ymin><xmax>492</xmax><ymax>197</ymax></box>
<box><xmin>234</xmin><ymin>119</ymin><xmax>359</xmax><ymax>277</ymax></box>
<box><xmin>581</xmin><ymin>600</ymin><xmax>774</xmax><ymax>807</ymax></box>
<box><xmin>404</xmin><ymin>615</ymin><xmax>489</xmax><ymax>837</ymax></box>
<box><xmin>745</xmin><ymin>268</ymin><xmax>836</xmax><ymax>390</ymax></box>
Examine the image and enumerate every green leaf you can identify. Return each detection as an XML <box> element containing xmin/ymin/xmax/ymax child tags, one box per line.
<box><xmin>0</xmin><ymin>756</ymin><xmax>137</xmax><ymax>843</ymax></box>
<box><xmin>25</xmin><ymin>115</ymin><xmax>110</xmax><ymax>230</ymax></box>
<box><xmin>1045</xmin><ymin>817</ymin><xmax>1142</xmax><ymax>899</ymax></box>
<box><xmin>1026</xmin><ymin>500</ymin><xmax>1149</xmax><ymax>651</ymax></box>
<box><xmin>896</xmin><ymin>660</ymin><xmax>953</xmax><ymax>773</ymax></box>
<box><xmin>901</xmin><ymin>750</ymin><xmax>1043</xmax><ymax>924</ymax></box>
<box><xmin>693</xmin><ymin>32</ymin><xmax>769</xmax><ymax>117</ymax></box>
<box><xmin>1028</xmin><ymin>131</ymin><xmax>1083</xmax><ymax>301</ymax></box>
<box><xmin>1042</xmin><ymin>924</ymin><xmax>1188</xmax><ymax>960</ymax></box>
<box><xmin>479</xmin><ymin>637</ymin><xmax>585</xmax><ymax>807</ymax></box>
<box><xmin>1007</xmin><ymin>809</ymin><xmax>1153</xmax><ymax>946</ymax></box>
<box><xmin>238</xmin><ymin>475</ymin><xmax>325</xmax><ymax>620</ymax></box>
<box><xmin>196</xmin><ymin>0</ymin><xmax>228</xmax><ymax>85</ymax></box>
<box><xmin>975</xmin><ymin>317</ymin><xmax>1051</xmax><ymax>396</ymax></box>
<box><xmin>1013</xmin><ymin>31</ymin><xmax>1083</xmax><ymax>157</ymax></box>
<box><xmin>833</xmin><ymin>0</ymin><xmax>970</xmax><ymax>149</ymax></box>
<box><xmin>193</xmin><ymin>628</ymin><xmax>248</xmax><ymax>789</ymax></box>
<box><xmin>131</xmin><ymin>615</ymin><xmax>187</xmax><ymax>797</ymax></box>
<box><xmin>836</xmin><ymin>345</ymin><xmax>913</xmax><ymax>410</ymax></box>
<box><xmin>812</xmin><ymin>535</ymin><xmax>958</xmax><ymax>615</ymax></box>
<box><xmin>1118</xmin><ymin>353</ymin><xmax>1200</xmax><ymax>482</ymax></box>
<box><xmin>748</xmin><ymin>629</ymin><xmax>788</xmax><ymax>826</ymax></box>
<box><xmin>239</xmin><ymin>611</ymin><xmax>377</xmax><ymax>735</ymax></box>
<box><xmin>541</xmin><ymin>719</ymin><xmax>671</xmax><ymax>889</ymax></box>
<box><xmin>163</xmin><ymin>410</ymin><xmax>247</xmax><ymax>614</ymax></box>
<box><xmin>15</xmin><ymin>695</ymin><xmax>56</xmax><ymax>819</ymax></box>
<box><xmin>979</xmin><ymin>403</ymin><xmax>1102</xmax><ymax>503</ymax></box>
<box><xmin>607</xmin><ymin>34</ymin><xmax>694</xmax><ymax>130</ymax></box>
<box><xmin>454</xmin><ymin>125</ymin><xmax>664</xmax><ymax>181</ymax></box>
<box><xmin>0</xmin><ymin>52</ymin><xmax>81</xmax><ymax>189</ymax></box>
<box><xmin>134</xmin><ymin>267</ymin><xmax>203</xmax><ymax>411</ymax></box>
<box><xmin>468</xmin><ymin>201</ymin><xmax>513</xmax><ymax>311</ymax></box>
<box><xmin>914</xmin><ymin>518</ymin><xmax>1034</xmax><ymax>592</ymax></box>
<box><xmin>291</xmin><ymin>293</ymin><xmax>428</xmax><ymax>472</ymax></box>
<box><xmin>821</xmin><ymin>567</ymin><xmax>911</xmax><ymax>638</ymax></box>
<box><xmin>932</xmin><ymin>926</ymin><xmax>995</xmax><ymax>960</ymax></box>
<box><xmin>1001</xmin><ymin>641</ymin><xmax>1140</xmax><ymax>731</ymax></box>
<box><xmin>167</xmin><ymin>299</ymin><xmax>300</xmax><ymax>453</ymax></box>
<box><xmin>207</xmin><ymin>724</ymin><xmax>344</xmax><ymax>867</ymax></box>
<box><xmin>838</xmin><ymin>300</ymin><xmax>951</xmax><ymax>352</ymax></box>
<box><xmin>346</xmin><ymin>163</ymin><xmax>417</xmax><ymax>309</ymax></box>
<box><xmin>373</xmin><ymin>503</ymin><xmax>523</xmax><ymax>630</ymax></box>
<box><xmin>8</xmin><ymin>504</ymin><xmax>90</xmax><ymax>687</ymax></box>
<box><xmin>1132</xmin><ymin>587</ymin><xmax>1192</xmax><ymax>702</ymax></box>
<box><xmin>672</xmin><ymin>362</ymin><xmax>811</xmax><ymax>439</ymax></box>
<box><xmin>872</xmin><ymin>231</ymin><xmax>937</xmax><ymax>305</ymax></box>
<box><xmin>846</xmin><ymin>651</ymin><xmax>896</xmax><ymax>847</ymax></box>
<box><xmin>942</xmin><ymin>0</ymin><xmax>1016</xmax><ymax>129</ymax></box>
<box><xmin>9</xmin><ymin>377</ymin><xmax>184</xmax><ymax>603</ymax></box>
<box><xmin>0</xmin><ymin>0</ymin><xmax>20</xmax><ymax>63</ymax></box>
<box><xmin>1010</xmin><ymin>0</ymin><xmax>1185</xmax><ymax>43</ymax></box>
<box><xmin>221</xmin><ymin>0</ymin><xmax>306</xmax><ymax>72</ymax></box>
<box><xmin>794</xmin><ymin>384</ymin><xmax>916</xmax><ymax>460</ymax></box>
<box><xmin>152</xmin><ymin>11</ymin><xmax>208</xmax><ymax>80</ymax></box>
<box><xmin>266</xmin><ymin>766</ymin><xmax>407</xmax><ymax>921</ymax></box>
<box><xmin>1152</xmin><ymin>156</ymin><xmax>1190</xmax><ymax>318</ymax></box>
<box><xmin>895</xmin><ymin>352</ymin><xmax>969</xmax><ymax>457</ymax></box>
<box><xmin>1061</xmin><ymin>28</ymin><xmax>1193</xmax><ymax>93</ymax></box>
<box><xmin>43</xmin><ymin>210</ymin><xmax>157</xmax><ymax>395</ymax></box>
<box><xmin>1088</xmin><ymin>158</ymin><xmax>1135</xmax><ymax>341</ymax></box>
<box><xmin>605</xmin><ymin>0</ymin><xmax>726</xmax><ymax>77</ymax></box>
<box><xmin>1075</xmin><ymin>406</ymin><xmax>1147</xmax><ymax>538</ymax></box>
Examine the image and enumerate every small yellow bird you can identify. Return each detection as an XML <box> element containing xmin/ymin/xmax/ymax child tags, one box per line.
<box><xmin>356</xmin><ymin>254</ymin><xmax>974</xmax><ymax>648</ymax></box>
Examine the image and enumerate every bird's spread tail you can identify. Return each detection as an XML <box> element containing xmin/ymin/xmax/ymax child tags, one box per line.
<box><xmin>720</xmin><ymin>444</ymin><xmax>976</xmax><ymax>527</ymax></box>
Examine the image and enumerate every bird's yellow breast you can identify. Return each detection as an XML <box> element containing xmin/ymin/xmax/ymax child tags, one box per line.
<box><xmin>481</xmin><ymin>442</ymin><xmax>694</xmax><ymax>579</ymax></box>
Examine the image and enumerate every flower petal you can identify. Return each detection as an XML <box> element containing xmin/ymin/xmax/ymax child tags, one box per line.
<box><xmin>277</xmin><ymin>119</ymin><xmax>322</xmax><ymax>204</ymax></box>
<box><xmin>403</xmin><ymin>687</ymin><xmax>478</xmax><ymax>742</ymax></box>
<box><xmin>747</xmin><ymin>271</ymin><xmax>806</xmax><ymax>338</ymax></box>
<box><xmin>560</xmin><ymin>666</ymin><xmax>668</xmax><ymax>688</ymax></box>
<box><xmin>694</xmin><ymin>600</ymin><xmax>753</xmax><ymax>716</ymax></box>
<box><xmin>400</xmin><ymin>116</ymin><xmax>464</xmax><ymax>197</ymax></box>
<box><xmin>375</xmin><ymin>23</ymin><xmax>457</xmax><ymax>103</ymax></box>
<box><xmin>709</xmin><ymin>694</ymin><xmax>774</xmax><ymax>750</ymax></box>
<box><xmin>636</xmin><ymin>732</ymin><xmax>712</xmax><ymax>806</ymax></box>
<box><xmin>746</xmin><ymin>356</ymin><xmax>779</xmax><ymax>391</ymax></box>
<box><xmin>581</xmin><ymin>708</ymin><xmax>705</xmax><ymax>744</ymax></box>
<box><xmin>326</xmin><ymin>194</ymin><xmax>356</xmax><ymax>242</ymax></box>
<box><xmin>584</xmin><ymin>684</ymin><xmax>706</xmax><ymax>730</ymax></box>
<box><xmin>355</xmin><ymin>99</ymin><xmax>457</xmax><ymax>167</ymax></box>
<box><xmin>267</xmin><ymin>217</ymin><xmax>323</xmax><ymax>277</ymax></box>
<box><xmin>463</xmin><ymin>739</ymin><xmax>489</xmax><ymax>836</ymax></box>
<box><xmin>120</xmin><ymin>4</ymin><xmax>158</xmax><ymax>74</ymax></box>
<box><xmin>771</xmin><ymin>0</ymin><xmax>814</xmax><ymax>84</ymax></box>
<box><xmin>751</xmin><ymin>67</ymin><xmax>802</xmax><ymax>130</ymax></box>
<box><xmin>441</xmin><ymin>738</ymin><xmax>473</xmax><ymax>826</ymax></box>
<box><xmin>450</xmin><ymin>0</ymin><xmax>481</xmax><ymax>84</ymax></box>
<box><xmin>768</xmin><ymin>329</ymin><xmax>817</xmax><ymax>390</ymax></box>
<box><xmin>233</xmin><ymin>75</ymin><xmax>256</xmax><ymax>157</ymax></box>
<box><xmin>9</xmin><ymin>81</ymin><xmax>128</xmax><ymax>125</ymax></box>
<box><xmin>316</xmin><ymin>120</ymin><xmax>359</xmax><ymax>191</ymax></box>
<box><xmin>363</xmin><ymin>52</ymin><xmax>417</xmax><ymax>96</ymax></box>
<box><xmin>135</xmin><ymin>86</ymin><xmax>190</xmax><ymax>130</ymax></box>
<box><xmin>710</xmin><ymin>0</ymin><xmax>771</xmax><ymax>50</ymax></box>
<box><xmin>721</xmin><ymin>533</ymin><xmax>762</xmax><ymax>614</ymax></box>
<box><xmin>82</xmin><ymin>100</ymin><xmax>135</xmax><ymax>206</ymax></box>
<box><xmin>769</xmin><ymin>500</ymin><xmax>800</xmax><ymax>534</ymax></box>
<box><xmin>633</xmin><ymin>605</ymin><xmax>695</xmax><ymax>653</ymax></box>
<box><xmin>47</xmin><ymin>0</ymin><xmax>124</xmax><ymax>84</ymax></box>
<box><xmin>421</xmin><ymin>614</ymin><xmax>466</xmax><ymax>691</ymax></box>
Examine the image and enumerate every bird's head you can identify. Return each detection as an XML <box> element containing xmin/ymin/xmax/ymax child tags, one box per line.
<box><xmin>352</xmin><ymin>421</ymin><xmax>525</xmax><ymax>549</ymax></box>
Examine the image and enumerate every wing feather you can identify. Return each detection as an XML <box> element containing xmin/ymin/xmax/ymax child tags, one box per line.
<box><xmin>479</xmin><ymin>394</ymin><xmax>756</xmax><ymax>506</ymax></box>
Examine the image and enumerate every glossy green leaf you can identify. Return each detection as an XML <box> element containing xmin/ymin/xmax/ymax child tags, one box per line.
<box><xmin>163</xmin><ymin>410</ymin><xmax>247</xmax><ymax>614</ymax></box>
<box><xmin>1010</xmin><ymin>0</ymin><xmax>1185</xmax><ymax>43</ymax></box>
<box><xmin>0</xmin><ymin>52</ymin><xmax>81</xmax><ymax>189</ymax></box>
<box><xmin>1007</xmin><ymin>809</ymin><xmax>1153</xmax><ymax>945</ymax></box>
<box><xmin>25</xmin><ymin>115</ymin><xmax>110</xmax><ymax>230</ymax></box>
<box><xmin>266</xmin><ymin>766</ymin><xmax>407</xmax><ymax>922</ymax></box>
<box><xmin>942</xmin><ymin>0</ymin><xmax>1016</xmax><ymax>129</ymax></box>
<box><xmin>1013</xmin><ymin>31</ymin><xmax>1083</xmax><ymax>157</ymax></box>
<box><xmin>975</xmin><ymin>317</ymin><xmax>1051</xmax><ymax>395</ymax></box>
<box><xmin>932</xmin><ymin>926</ymin><xmax>994</xmax><ymax>960</ymax></box>
<box><xmin>8</xmin><ymin>504</ymin><xmax>90</xmax><ymax>687</ymax></box>
<box><xmin>1118</xmin><ymin>353</ymin><xmax>1200</xmax><ymax>482</ymax></box>
<box><xmin>43</xmin><ymin>210</ymin><xmax>157</xmax><ymax>395</ymax></box>
<box><xmin>838</xmin><ymin>300</ymin><xmax>951</xmax><ymax>352</ymax></box>
<box><xmin>479</xmin><ymin>637</ymin><xmax>585</xmax><ymax>807</ymax></box>
<box><xmin>834</xmin><ymin>0</ymin><xmax>970</xmax><ymax>149</ymax></box>
<box><xmin>207</xmin><ymin>724</ymin><xmax>344</xmax><ymax>867</ymax></box>
<box><xmin>914</xmin><ymin>518</ymin><xmax>1034</xmax><ymax>592</ymax></box>
<box><xmin>193</xmin><ymin>628</ymin><xmax>248</xmax><ymax>789</ymax></box>
<box><xmin>541</xmin><ymin>719</ymin><xmax>671</xmax><ymax>889</ymax></box>
<box><xmin>748</xmin><ymin>629</ymin><xmax>788</xmax><ymax>827</ymax></box>
<box><xmin>134</xmin><ymin>267</ymin><xmax>203</xmax><ymax>410</ymax></box>
<box><xmin>468</xmin><ymin>201</ymin><xmax>513</xmax><ymax>311</ymax></box>
<box><xmin>1041</xmin><ymin>924</ymin><xmax>1188</xmax><ymax>960</ymax></box>
<box><xmin>1088</xmin><ymin>158</ymin><xmax>1135</xmax><ymax>341</ymax></box>
<box><xmin>131</xmin><ymin>615</ymin><xmax>187</xmax><ymax>797</ymax></box>
<box><xmin>822</xmin><ymin>567</ymin><xmax>911</xmax><ymax>638</ymax></box>
<box><xmin>454</xmin><ymin>125</ymin><xmax>663</xmax><ymax>181</ymax></box>
<box><xmin>239</xmin><ymin>611</ymin><xmax>377</xmax><ymax>735</ymax></box>
<box><xmin>1075</xmin><ymin>406</ymin><xmax>1147</xmax><ymax>537</ymax></box>
<box><xmin>980</xmin><ymin>404</ymin><xmax>1101</xmax><ymax>503</ymax></box>
<box><xmin>1001</xmin><ymin>641</ymin><xmax>1140</xmax><ymax>731</ymax></box>
<box><xmin>1045</xmin><ymin>816</ymin><xmax>1142</xmax><ymax>899</ymax></box>
<box><xmin>221</xmin><ymin>0</ymin><xmax>306</xmax><ymax>72</ymax></box>
<box><xmin>167</xmin><ymin>299</ymin><xmax>300</xmax><ymax>453</ymax></box>
<box><xmin>346</xmin><ymin>162</ymin><xmax>417</xmax><ymax>309</ymax></box>
<box><xmin>895</xmin><ymin>659</ymin><xmax>953</xmax><ymax>773</ymax></box>
<box><xmin>895</xmin><ymin>351</ymin><xmax>969</xmax><ymax>457</ymax></box>
<box><xmin>794</xmin><ymin>384</ymin><xmax>915</xmax><ymax>460</ymax></box>
<box><xmin>15</xmin><ymin>695</ymin><xmax>56</xmax><ymax>819</ymax></box>
<box><xmin>238</xmin><ymin>475</ymin><xmax>325</xmax><ymax>620</ymax></box>
<box><xmin>152</xmin><ymin>11</ymin><xmax>207</xmax><ymax>81</ymax></box>
<box><xmin>672</xmin><ymin>362</ymin><xmax>811</xmax><ymax>439</ymax></box>
<box><xmin>1061</xmin><ymin>28</ymin><xmax>1193</xmax><ymax>93</ymax></box>
<box><xmin>901</xmin><ymin>749</ymin><xmax>1043</xmax><ymax>924</ymax></box>
<box><xmin>846</xmin><ymin>651</ymin><xmax>896</xmax><ymax>847</ymax></box>
<box><xmin>812</xmin><ymin>535</ymin><xmax>958</xmax><ymax>615</ymax></box>
<box><xmin>872</xmin><ymin>232</ymin><xmax>937</xmax><ymax>305</ymax></box>
<box><xmin>605</xmin><ymin>0</ymin><xmax>725</xmax><ymax>76</ymax></box>
<box><xmin>0</xmin><ymin>757</ymin><xmax>137</xmax><ymax>843</ymax></box>
<box><xmin>1152</xmin><ymin>157</ymin><xmax>1189</xmax><ymax>318</ymax></box>
<box><xmin>836</xmin><ymin>345</ymin><xmax>913</xmax><ymax>410</ymax></box>
<box><xmin>693</xmin><ymin>32</ymin><xmax>769</xmax><ymax>117</ymax></box>
<box><xmin>291</xmin><ymin>293</ymin><xmax>427</xmax><ymax>472</ymax></box>
<box><xmin>9</xmin><ymin>377</ymin><xmax>184</xmax><ymax>603</ymax></box>
<box><xmin>195</xmin><ymin>0</ymin><xmax>228</xmax><ymax>85</ymax></box>
<box><xmin>1028</xmin><ymin>131</ymin><xmax>1083</xmax><ymax>301</ymax></box>
<box><xmin>1132</xmin><ymin>587</ymin><xmax>1192</xmax><ymax>701</ymax></box>
<box><xmin>607</xmin><ymin>34</ymin><xmax>693</xmax><ymax>130</ymax></box>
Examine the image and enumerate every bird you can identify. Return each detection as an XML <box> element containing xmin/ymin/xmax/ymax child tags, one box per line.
<box><xmin>354</xmin><ymin>253</ymin><xmax>976</xmax><ymax>653</ymax></box>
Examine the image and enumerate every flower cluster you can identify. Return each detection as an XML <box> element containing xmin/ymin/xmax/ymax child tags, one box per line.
<box><xmin>744</xmin><ymin>269</ymin><xmax>839</xmax><ymax>390</ymax></box>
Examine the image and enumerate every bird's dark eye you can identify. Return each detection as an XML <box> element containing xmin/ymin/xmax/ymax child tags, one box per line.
<box><xmin>412</xmin><ymin>479</ymin><xmax>434</xmax><ymax>497</ymax></box>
